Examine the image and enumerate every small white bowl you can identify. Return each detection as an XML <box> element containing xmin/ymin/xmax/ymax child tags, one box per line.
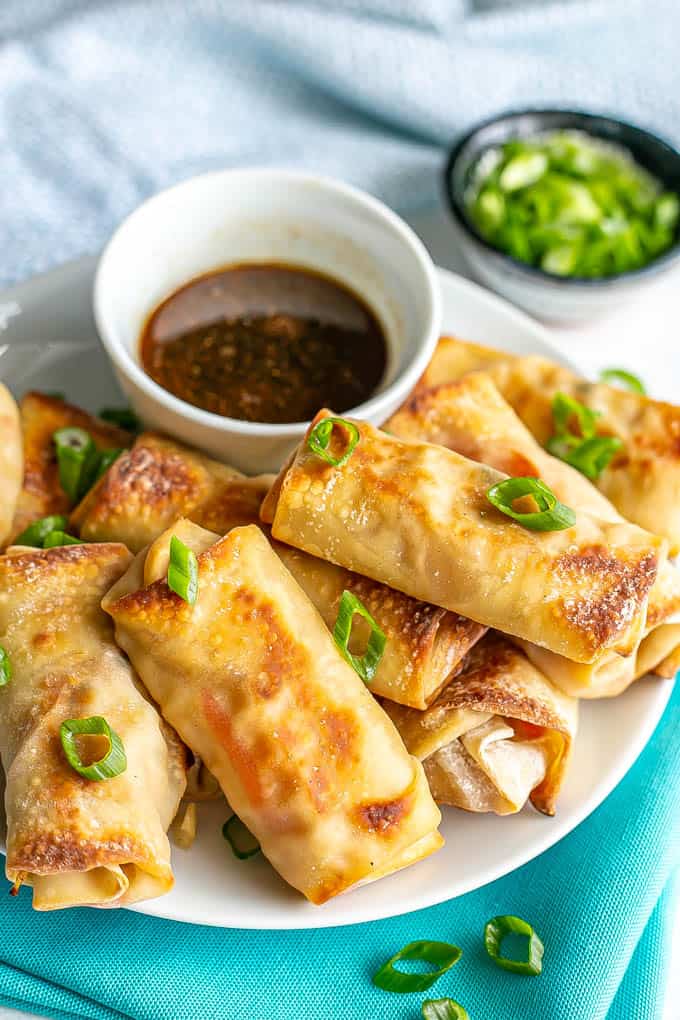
<box><xmin>94</xmin><ymin>169</ymin><xmax>441</xmax><ymax>472</ymax></box>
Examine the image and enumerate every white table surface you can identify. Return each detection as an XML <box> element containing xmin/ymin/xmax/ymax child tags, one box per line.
<box><xmin>1</xmin><ymin>208</ymin><xmax>678</xmax><ymax>1020</ymax></box>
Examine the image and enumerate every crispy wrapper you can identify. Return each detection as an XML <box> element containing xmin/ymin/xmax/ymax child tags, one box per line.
<box><xmin>388</xmin><ymin>371</ymin><xmax>680</xmax><ymax>695</ymax></box>
<box><xmin>6</xmin><ymin>392</ymin><xmax>130</xmax><ymax>546</ymax></box>
<box><xmin>262</xmin><ymin>411</ymin><xmax>663</xmax><ymax>664</ymax></box>
<box><xmin>419</xmin><ymin>336</ymin><xmax>680</xmax><ymax>555</ymax></box>
<box><xmin>103</xmin><ymin>521</ymin><xmax>443</xmax><ymax>905</ymax></box>
<box><xmin>383</xmin><ymin>634</ymin><xmax>577</xmax><ymax>816</ymax></box>
<box><xmin>0</xmin><ymin>542</ymin><xmax>186</xmax><ymax>910</ymax></box>
<box><xmin>71</xmin><ymin>432</ymin><xmax>247</xmax><ymax>551</ymax></box>
<box><xmin>74</xmin><ymin>434</ymin><xmax>484</xmax><ymax>708</ymax></box>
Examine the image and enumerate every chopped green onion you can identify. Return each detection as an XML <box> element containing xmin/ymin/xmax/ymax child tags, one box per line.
<box><xmin>547</xmin><ymin>392</ymin><xmax>622</xmax><ymax>480</ymax></box>
<box><xmin>551</xmin><ymin>392</ymin><xmax>599</xmax><ymax>440</ymax></box>
<box><xmin>373</xmin><ymin>941</ymin><xmax>462</xmax><ymax>994</ymax></box>
<box><xmin>167</xmin><ymin>535</ymin><xmax>199</xmax><ymax>605</ymax></box>
<box><xmin>98</xmin><ymin>407</ymin><xmax>141</xmax><ymax>432</ymax></box>
<box><xmin>486</xmin><ymin>477</ymin><xmax>576</xmax><ymax>532</ymax></box>
<box><xmin>307</xmin><ymin>417</ymin><xmax>360</xmax><ymax>467</ymax></box>
<box><xmin>46</xmin><ymin>391</ymin><xmax>66</xmax><ymax>401</ymax></box>
<box><xmin>53</xmin><ymin>427</ymin><xmax>98</xmax><ymax>503</ymax></box>
<box><xmin>222</xmin><ymin>815</ymin><xmax>261</xmax><ymax>859</ymax></box>
<box><xmin>599</xmin><ymin>368</ymin><xmax>646</xmax><ymax>395</ymax></box>
<box><xmin>333</xmin><ymin>590</ymin><xmax>386</xmax><ymax>684</ymax></box>
<box><xmin>550</xmin><ymin>434</ymin><xmax>623</xmax><ymax>481</ymax></box>
<box><xmin>13</xmin><ymin>515</ymin><xmax>69</xmax><ymax>547</ymax></box>
<box><xmin>466</xmin><ymin>130</ymin><xmax>679</xmax><ymax>278</ymax></box>
<box><xmin>422</xmin><ymin>1000</ymin><xmax>470</xmax><ymax>1020</ymax></box>
<box><xmin>95</xmin><ymin>448</ymin><xmax>124</xmax><ymax>481</ymax></box>
<box><xmin>43</xmin><ymin>531</ymin><xmax>84</xmax><ymax>548</ymax></box>
<box><xmin>59</xmin><ymin>716</ymin><xmax>127</xmax><ymax>781</ymax></box>
<box><xmin>0</xmin><ymin>646</ymin><xmax>11</xmax><ymax>688</ymax></box>
<box><xmin>484</xmin><ymin>915</ymin><xmax>544</xmax><ymax>976</ymax></box>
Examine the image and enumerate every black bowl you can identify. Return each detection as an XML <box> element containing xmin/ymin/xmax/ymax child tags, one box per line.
<box><xmin>443</xmin><ymin>109</ymin><xmax>680</xmax><ymax>321</ymax></box>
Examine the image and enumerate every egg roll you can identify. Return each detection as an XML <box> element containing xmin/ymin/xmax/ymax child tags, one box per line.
<box><xmin>6</xmin><ymin>392</ymin><xmax>131</xmax><ymax>546</ymax></box>
<box><xmin>419</xmin><ymin>336</ymin><xmax>680</xmax><ymax>554</ymax></box>
<box><xmin>104</xmin><ymin>520</ymin><xmax>443</xmax><ymax>905</ymax></box>
<box><xmin>71</xmin><ymin>432</ymin><xmax>245</xmax><ymax>551</ymax></box>
<box><xmin>73</xmin><ymin>433</ymin><xmax>485</xmax><ymax>708</ymax></box>
<box><xmin>388</xmin><ymin>372</ymin><xmax>680</xmax><ymax>695</ymax></box>
<box><xmin>0</xmin><ymin>542</ymin><xmax>186</xmax><ymax>910</ymax></box>
<box><xmin>0</xmin><ymin>384</ymin><xmax>22</xmax><ymax>546</ymax></box>
<box><xmin>382</xmin><ymin>634</ymin><xmax>577</xmax><ymax>816</ymax></box>
<box><xmin>262</xmin><ymin>411</ymin><xmax>664</xmax><ymax>664</ymax></box>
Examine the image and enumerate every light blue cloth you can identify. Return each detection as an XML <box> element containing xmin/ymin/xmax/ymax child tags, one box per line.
<box><xmin>1</xmin><ymin>684</ymin><xmax>678</xmax><ymax>1020</ymax></box>
<box><xmin>1</xmin><ymin>2</ymin><xmax>680</xmax><ymax>1017</ymax></box>
<box><xmin>1</xmin><ymin>0</ymin><xmax>680</xmax><ymax>288</ymax></box>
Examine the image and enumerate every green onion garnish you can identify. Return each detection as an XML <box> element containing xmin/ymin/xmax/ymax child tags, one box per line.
<box><xmin>53</xmin><ymin>427</ymin><xmax>99</xmax><ymax>503</ymax></box>
<box><xmin>43</xmin><ymin>531</ymin><xmax>84</xmax><ymax>548</ymax></box>
<box><xmin>0</xmin><ymin>646</ymin><xmax>12</xmax><ymax>688</ymax></box>
<box><xmin>422</xmin><ymin>1000</ymin><xmax>469</xmax><ymax>1020</ymax></box>
<box><xmin>46</xmin><ymin>391</ymin><xmax>66</xmax><ymax>401</ymax></box>
<box><xmin>547</xmin><ymin>392</ymin><xmax>622</xmax><ymax>480</ymax></box>
<box><xmin>59</xmin><ymin>716</ymin><xmax>127</xmax><ymax>781</ymax></box>
<box><xmin>307</xmin><ymin>417</ymin><xmax>360</xmax><ymax>467</ymax></box>
<box><xmin>95</xmin><ymin>448</ymin><xmax>124</xmax><ymax>481</ymax></box>
<box><xmin>332</xmin><ymin>590</ymin><xmax>386</xmax><ymax>684</ymax></box>
<box><xmin>13</xmin><ymin>515</ymin><xmax>69</xmax><ymax>547</ymax></box>
<box><xmin>222</xmin><ymin>815</ymin><xmax>261</xmax><ymax>860</ymax></box>
<box><xmin>466</xmin><ymin>131</ymin><xmax>680</xmax><ymax>278</ymax></box>
<box><xmin>484</xmin><ymin>915</ymin><xmax>544</xmax><ymax>976</ymax></box>
<box><xmin>486</xmin><ymin>477</ymin><xmax>576</xmax><ymax>531</ymax></box>
<box><xmin>550</xmin><ymin>392</ymin><xmax>599</xmax><ymax>440</ymax></box>
<box><xmin>550</xmin><ymin>434</ymin><xmax>623</xmax><ymax>481</ymax></box>
<box><xmin>599</xmin><ymin>368</ymin><xmax>646</xmax><ymax>395</ymax></box>
<box><xmin>167</xmin><ymin>535</ymin><xmax>199</xmax><ymax>605</ymax></box>
<box><xmin>98</xmin><ymin>407</ymin><xmax>141</xmax><ymax>432</ymax></box>
<box><xmin>372</xmin><ymin>941</ymin><xmax>462</xmax><ymax>994</ymax></box>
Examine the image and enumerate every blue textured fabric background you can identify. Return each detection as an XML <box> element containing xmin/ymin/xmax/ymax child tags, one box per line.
<box><xmin>1</xmin><ymin>2</ymin><xmax>680</xmax><ymax>1017</ymax></box>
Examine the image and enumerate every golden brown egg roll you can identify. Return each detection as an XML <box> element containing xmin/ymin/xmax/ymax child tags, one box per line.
<box><xmin>6</xmin><ymin>392</ymin><xmax>131</xmax><ymax>546</ymax></box>
<box><xmin>387</xmin><ymin>372</ymin><xmax>680</xmax><ymax>696</ymax></box>
<box><xmin>262</xmin><ymin>411</ymin><xmax>664</xmax><ymax>664</ymax></box>
<box><xmin>103</xmin><ymin>520</ymin><xmax>443</xmax><ymax>905</ymax></box>
<box><xmin>0</xmin><ymin>384</ymin><xmax>22</xmax><ymax>546</ymax></box>
<box><xmin>0</xmin><ymin>542</ymin><xmax>186</xmax><ymax>910</ymax></box>
<box><xmin>73</xmin><ymin>433</ymin><xmax>485</xmax><ymax>709</ymax></box>
<box><xmin>419</xmin><ymin>336</ymin><xmax>680</xmax><ymax>554</ymax></box>
<box><xmin>71</xmin><ymin>432</ymin><xmax>246</xmax><ymax>551</ymax></box>
<box><xmin>382</xmin><ymin>634</ymin><xmax>577</xmax><ymax>816</ymax></box>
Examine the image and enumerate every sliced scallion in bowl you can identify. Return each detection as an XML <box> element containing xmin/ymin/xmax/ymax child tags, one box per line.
<box><xmin>465</xmin><ymin>130</ymin><xmax>680</xmax><ymax>278</ymax></box>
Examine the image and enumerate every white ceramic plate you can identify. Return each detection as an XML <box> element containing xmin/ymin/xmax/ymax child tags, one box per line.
<box><xmin>0</xmin><ymin>257</ymin><xmax>672</xmax><ymax>929</ymax></box>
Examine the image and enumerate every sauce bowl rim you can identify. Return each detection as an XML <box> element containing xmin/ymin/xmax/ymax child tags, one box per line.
<box><xmin>94</xmin><ymin>167</ymin><xmax>441</xmax><ymax>438</ymax></box>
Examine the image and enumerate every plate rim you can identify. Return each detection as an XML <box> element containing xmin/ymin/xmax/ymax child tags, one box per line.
<box><xmin>0</xmin><ymin>257</ymin><xmax>672</xmax><ymax>929</ymax></box>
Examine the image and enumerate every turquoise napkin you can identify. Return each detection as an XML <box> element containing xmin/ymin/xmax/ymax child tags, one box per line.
<box><xmin>1</xmin><ymin>682</ymin><xmax>678</xmax><ymax>1020</ymax></box>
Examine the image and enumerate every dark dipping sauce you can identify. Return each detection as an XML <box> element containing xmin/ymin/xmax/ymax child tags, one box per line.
<box><xmin>139</xmin><ymin>264</ymin><xmax>387</xmax><ymax>424</ymax></box>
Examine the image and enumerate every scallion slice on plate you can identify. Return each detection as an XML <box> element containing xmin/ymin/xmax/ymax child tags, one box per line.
<box><xmin>53</xmin><ymin>426</ymin><xmax>98</xmax><ymax>502</ymax></box>
<box><xmin>486</xmin><ymin>477</ymin><xmax>576</xmax><ymax>531</ymax></box>
<box><xmin>13</xmin><ymin>514</ymin><xmax>69</xmax><ymax>547</ymax></box>
<box><xmin>307</xmin><ymin>416</ymin><xmax>360</xmax><ymax>467</ymax></box>
<box><xmin>0</xmin><ymin>646</ymin><xmax>11</xmax><ymax>687</ymax></box>
<box><xmin>222</xmin><ymin>815</ymin><xmax>261</xmax><ymax>860</ymax></box>
<box><xmin>373</xmin><ymin>940</ymin><xmax>462</xmax><ymax>994</ymax></box>
<box><xmin>600</xmin><ymin>367</ymin><xmax>646</xmax><ymax>394</ymax></box>
<box><xmin>422</xmin><ymin>999</ymin><xmax>469</xmax><ymax>1020</ymax></box>
<box><xmin>333</xmin><ymin>590</ymin><xmax>387</xmax><ymax>684</ymax></box>
<box><xmin>59</xmin><ymin>716</ymin><xmax>127</xmax><ymax>781</ymax></box>
<box><xmin>547</xmin><ymin>391</ymin><xmax>622</xmax><ymax>480</ymax></box>
<box><xmin>98</xmin><ymin>406</ymin><xmax>142</xmax><ymax>432</ymax></box>
<box><xmin>167</xmin><ymin>535</ymin><xmax>199</xmax><ymax>605</ymax></box>
<box><xmin>484</xmin><ymin>914</ymin><xmax>544</xmax><ymax>976</ymax></box>
<box><xmin>42</xmin><ymin>531</ymin><xmax>84</xmax><ymax>548</ymax></box>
